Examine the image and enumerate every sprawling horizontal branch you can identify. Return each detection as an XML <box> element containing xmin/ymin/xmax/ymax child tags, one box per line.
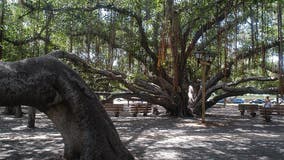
<box><xmin>51</xmin><ymin>51</ymin><xmax>137</xmax><ymax>90</ymax></box>
<box><xmin>192</xmin><ymin>86</ymin><xmax>279</xmax><ymax>114</ymax></box>
<box><xmin>207</xmin><ymin>86</ymin><xmax>279</xmax><ymax>107</ymax></box>
<box><xmin>4</xmin><ymin>34</ymin><xmax>49</xmax><ymax>46</ymax></box>
<box><xmin>207</xmin><ymin>76</ymin><xmax>278</xmax><ymax>96</ymax></box>
<box><xmin>49</xmin><ymin>50</ymin><xmax>175</xmax><ymax>107</ymax></box>
<box><xmin>193</xmin><ymin>74</ymin><xmax>279</xmax><ymax>114</ymax></box>
<box><xmin>70</xmin><ymin>30</ymin><xmax>122</xmax><ymax>50</ymax></box>
<box><xmin>223</xmin><ymin>86</ymin><xmax>279</xmax><ymax>94</ymax></box>
<box><xmin>103</xmin><ymin>92</ymin><xmax>173</xmax><ymax>107</ymax></box>
<box><xmin>228</xmin><ymin>76</ymin><xmax>278</xmax><ymax>86</ymax></box>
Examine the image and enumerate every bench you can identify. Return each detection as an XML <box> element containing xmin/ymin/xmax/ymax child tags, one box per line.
<box><xmin>103</xmin><ymin>103</ymin><xmax>124</xmax><ymax>117</ymax></box>
<box><xmin>271</xmin><ymin>105</ymin><xmax>284</xmax><ymax>115</ymax></box>
<box><xmin>129</xmin><ymin>103</ymin><xmax>152</xmax><ymax>117</ymax></box>
<box><xmin>259</xmin><ymin>105</ymin><xmax>284</xmax><ymax>122</ymax></box>
<box><xmin>238</xmin><ymin>104</ymin><xmax>259</xmax><ymax>117</ymax></box>
<box><xmin>259</xmin><ymin>105</ymin><xmax>284</xmax><ymax>115</ymax></box>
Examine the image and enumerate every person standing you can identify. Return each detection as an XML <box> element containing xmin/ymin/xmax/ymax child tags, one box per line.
<box><xmin>264</xmin><ymin>96</ymin><xmax>272</xmax><ymax>122</ymax></box>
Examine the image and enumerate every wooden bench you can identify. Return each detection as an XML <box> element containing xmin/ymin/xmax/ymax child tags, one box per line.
<box><xmin>129</xmin><ymin>103</ymin><xmax>152</xmax><ymax>117</ymax></box>
<box><xmin>259</xmin><ymin>104</ymin><xmax>284</xmax><ymax>114</ymax></box>
<box><xmin>271</xmin><ymin>105</ymin><xmax>284</xmax><ymax>115</ymax></box>
<box><xmin>259</xmin><ymin>105</ymin><xmax>284</xmax><ymax>115</ymax></box>
<box><xmin>238</xmin><ymin>104</ymin><xmax>259</xmax><ymax>117</ymax></box>
<box><xmin>103</xmin><ymin>103</ymin><xmax>124</xmax><ymax>117</ymax></box>
<box><xmin>259</xmin><ymin>105</ymin><xmax>284</xmax><ymax>122</ymax></box>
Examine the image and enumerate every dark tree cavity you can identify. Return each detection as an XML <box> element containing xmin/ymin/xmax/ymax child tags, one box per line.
<box><xmin>0</xmin><ymin>54</ymin><xmax>133</xmax><ymax>160</ymax></box>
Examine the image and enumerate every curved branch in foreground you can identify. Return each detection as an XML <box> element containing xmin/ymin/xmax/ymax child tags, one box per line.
<box><xmin>0</xmin><ymin>55</ymin><xmax>133</xmax><ymax>160</ymax></box>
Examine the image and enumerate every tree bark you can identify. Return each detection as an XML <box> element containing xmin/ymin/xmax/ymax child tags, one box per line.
<box><xmin>27</xmin><ymin>106</ymin><xmax>36</xmax><ymax>128</ymax></box>
<box><xmin>3</xmin><ymin>105</ymin><xmax>22</xmax><ymax>117</ymax></box>
<box><xmin>0</xmin><ymin>54</ymin><xmax>133</xmax><ymax>160</ymax></box>
<box><xmin>3</xmin><ymin>106</ymin><xmax>15</xmax><ymax>115</ymax></box>
<box><xmin>14</xmin><ymin>105</ymin><xmax>22</xmax><ymax>118</ymax></box>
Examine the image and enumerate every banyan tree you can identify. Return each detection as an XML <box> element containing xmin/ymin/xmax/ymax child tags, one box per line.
<box><xmin>1</xmin><ymin>0</ymin><xmax>283</xmax><ymax>118</ymax></box>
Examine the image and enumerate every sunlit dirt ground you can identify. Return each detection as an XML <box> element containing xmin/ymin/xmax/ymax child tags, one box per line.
<box><xmin>1</xmin><ymin>105</ymin><xmax>284</xmax><ymax>160</ymax></box>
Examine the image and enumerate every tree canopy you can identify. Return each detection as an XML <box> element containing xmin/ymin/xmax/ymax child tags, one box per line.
<box><xmin>1</xmin><ymin>0</ymin><xmax>283</xmax><ymax>117</ymax></box>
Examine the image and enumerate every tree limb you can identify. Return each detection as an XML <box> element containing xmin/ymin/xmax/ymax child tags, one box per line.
<box><xmin>49</xmin><ymin>50</ymin><xmax>175</xmax><ymax>108</ymax></box>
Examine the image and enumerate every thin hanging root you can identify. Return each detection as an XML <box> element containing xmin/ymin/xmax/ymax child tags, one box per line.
<box><xmin>278</xmin><ymin>2</ymin><xmax>284</xmax><ymax>95</ymax></box>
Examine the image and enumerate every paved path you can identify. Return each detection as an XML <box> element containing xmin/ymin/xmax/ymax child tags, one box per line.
<box><xmin>0</xmin><ymin>106</ymin><xmax>284</xmax><ymax>160</ymax></box>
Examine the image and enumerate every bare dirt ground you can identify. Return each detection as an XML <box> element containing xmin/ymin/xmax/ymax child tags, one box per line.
<box><xmin>1</xmin><ymin>105</ymin><xmax>284</xmax><ymax>160</ymax></box>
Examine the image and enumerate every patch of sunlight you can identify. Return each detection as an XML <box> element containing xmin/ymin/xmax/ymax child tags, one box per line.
<box><xmin>136</xmin><ymin>137</ymin><xmax>150</xmax><ymax>140</ymax></box>
<box><xmin>234</xmin><ymin>128</ymin><xmax>252</xmax><ymax>132</ymax></box>
<box><xmin>120</xmin><ymin>136</ymin><xmax>132</xmax><ymax>141</ymax></box>
<box><xmin>253</xmin><ymin>124</ymin><xmax>266</xmax><ymax>128</ymax></box>
<box><xmin>258</xmin><ymin>156</ymin><xmax>271</xmax><ymax>160</ymax></box>
<box><xmin>154</xmin><ymin>129</ymin><xmax>185</xmax><ymax>135</ymax></box>
<box><xmin>157</xmin><ymin>136</ymin><xmax>195</xmax><ymax>144</ymax></box>
<box><xmin>210</xmin><ymin>148</ymin><xmax>226</xmax><ymax>155</ymax></box>
<box><xmin>145</xmin><ymin>149</ymin><xmax>180</xmax><ymax>160</ymax></box>
<box><xmin>1</xmin><ymin>134</ymin><xmax>49</xmax><ymax>140</ymax></box>
<box><xmin>116</xmin><ymin>126</ymin><xmax>129</xmax><ymax>130</ymax></box>
<box><xmin>208</xmin><ymin>134</ymin><xmax>237</xmax><ymax>142</ymax></box>
<box><xmin>11</xmin><ymin>125</ymin><xmax>27</xmax><ymax>131</ymax></box>
<box><xmin>149</xmin><ymin>136</ymin><xmax>210</xmax><ymax>149</ymax></box>
<box><xmin>2</xmin><ymin>117</ymin><xmax>16</xmax><ymax>120</ymax></box>
<box><xmin>246</xmin><ymin>132</ymin><xmax>280</xmax><ymax>138</ymax></box>
<box><xmin>232</xmin><ymin>146</ymin><xmax>249</xmax><ymax>151</ymax></box>
<box><xmin>0</xmin><ymin>151</ymin><xmax>13</xmax><ymax>159</ymax></box>
<box><xmin>0</xmin><ymin>133</ymin><xmax>15</xmax><ymax>136</ymax></box>
<box><xmin>175</xmin><ymin>123</ymin><xmax>206</xmax><ymax>128</ymax></box>
<box><xmin>42</xmin><ymin>147</ymin><xmax>53</xmax><ymax>152</ymax></box>
<box><xmin>47</xmin><ymin>133</ymin><xmax>62</xmax><ymax>137</ymax></box>
<box><xmin>0</xmin><ymin>137</ymin><xmax>13</xmax><ymax>141</ymax></box>
<box><xmin>2</xmin><ymin>143</ymin><xmax>12</xmax><ymax>147</ymax></box>
<box><xmin>156</xmin><ymin>150</ymin><xmax>180</xmax><ymax>159</ymax></box>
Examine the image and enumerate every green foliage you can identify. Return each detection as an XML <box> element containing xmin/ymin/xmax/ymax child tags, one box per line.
<box><xmin>1</xmin><ymin>0</ymin><xmax>283</xmax><ymax>93</ymax></box>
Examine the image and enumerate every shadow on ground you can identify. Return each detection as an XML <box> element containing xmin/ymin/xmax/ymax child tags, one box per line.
<box><xmin>0</xmin><ymin>109</ymin><xmax>63</xmax><ymax>160</ymax></box>
<box><xmin>0</xmin><ymin>106</ymin><xmax>284</xmax><ymax>160</ymax></box>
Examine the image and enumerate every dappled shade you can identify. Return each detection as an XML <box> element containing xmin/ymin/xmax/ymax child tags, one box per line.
<box><xmin>0</xmin><ymin>54</ymin><xmax>133</xmax><ymax>159</ymax></box>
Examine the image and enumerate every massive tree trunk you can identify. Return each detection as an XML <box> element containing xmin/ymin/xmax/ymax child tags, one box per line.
<box><xmin>0</xmin><ymin>55</ymin><xmax>133</xmax><ymax>160</ymax></box>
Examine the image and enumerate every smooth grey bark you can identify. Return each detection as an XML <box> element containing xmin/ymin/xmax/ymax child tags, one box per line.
<box><xmin>0</xmin><ymin>53</ymin><xmax>133</xmax><ymax>160</ymax></box>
